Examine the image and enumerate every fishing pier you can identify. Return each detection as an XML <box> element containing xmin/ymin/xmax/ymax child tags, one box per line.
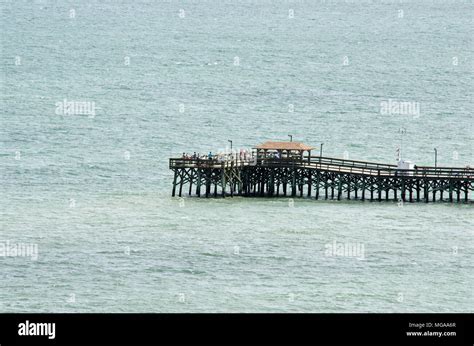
<box><xmin>169</xmin><ymin>141</ymin><xmax>474</xmax><ymax>203</ymax></box>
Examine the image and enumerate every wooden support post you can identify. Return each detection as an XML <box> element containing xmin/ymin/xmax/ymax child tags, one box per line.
<box><xmin>378</xmin><ymin>179</ymin><xmax>382</xmax><ymax>202</ymax></box>
<box><xmin>228</xmin><ymin>169</ymin><xmax>234</xmax><ymax>198</ymax></box>
<box><xmin>401</xmin><ymin>178</ymin><xmax>406</xmax><ymax>202</ymax></box>
<box><xmin>291</xmin><ymin>169</ymin><xmax>296</xmax><ymax>197</ymax></box>
<box><xmin>409</xmin><ymin>181</ymin><xmax>413</xmax><ymax>202</ymax></box>
<box><xmin>315</xmin><ymin>173</ymin><xmax>320</xmax><ymax>200</ymax></box>
<box><xmin>238</xmin><ymin>175</ymin><xmax>242</xmax><ymax>195</ymax></box>
<box><xmin>206</xmin><ymin>170</ymin><xmax>211</xmax><ymax>198</ymax></box>
<box><xmin>361</xmin><ymin>178</ymin><xmax>366</xmax><ymax>201</ymax></box>
<box><xmin>416</xmin><ymin>180</ymin><xmax>420</xmax><ymax>202</ymax></box>
<box><xmin>456</xmin><ymin>181</ymin><xmax>460</xmax><ymax>202</ymax></box>
<box><xmin>196</xmin><ymin>169</ymin><xmax>201</xmax><ymax>197</ymax></box>
<box><xmin>307</xmin><ymin>173</ymin><xmax>312</xmax><ymax>197</ymax></box>
<box><xmin>465</xmin><ymin>181</ymin><xmax>469</xmax><ymax>202</ymax></box>
<box><xmin>347</xmin><ymin>178</ymin><xmax>351</xmax><ymax>200</ymax></box>
<box><xmin>337</xmin><ymin>177</ymin><xmax>342</xmax><ymax>200</ymax></box>
<box><xmin>205</xmin><ymin>183</ymin><xmax>209</xmax><ymax>198</ymax></box>
<box><xmin>172</xmin><ymin>170</ymin><xmax>178</xmax><ymax>197</ymax></box>
<box><xmin>221</xmin><ymin>166</ymin><xmax>226</xmax><ymax>198</ymax></box>
<box><xmin>188</xmin><ymin>170</ymin><xmax>193</xmax><ymax>196</ymax></box>
<box><xmin>449</xmin><ymin>180</ymin><xmax>453</xmax><ymax>202</ymax></box>
<box><xmin>424</xmin><ymin>180</ymin><xmax>429</xmax><ymax>203</ymax></box>
<box><xmin>178</xmin><ymin>170</ymin><xmax>184</xmax><ymax>197</ymax></box>
<box><xmin>270</xmin><ymin>170</ymin><xmax>275</xmax><ymax>197</ymax></box>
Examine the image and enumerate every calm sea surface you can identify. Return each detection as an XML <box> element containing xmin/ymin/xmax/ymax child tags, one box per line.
<box><xmin>1</xmin><ymin>0</ymin><xmax>473</xmax><ymax>312</ymax></box>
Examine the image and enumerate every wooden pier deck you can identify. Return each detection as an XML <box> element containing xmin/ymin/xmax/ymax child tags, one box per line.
<box><xmin>169</xmin><ymin>143</ymin><xmax>473</xmax><ymax>203</ymax></box>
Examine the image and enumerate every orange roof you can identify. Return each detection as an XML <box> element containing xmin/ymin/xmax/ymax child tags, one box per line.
<box><xmin>254</xmin><ymin>141</ymin><xmax>315</xmax><ymax>151</ymax></box>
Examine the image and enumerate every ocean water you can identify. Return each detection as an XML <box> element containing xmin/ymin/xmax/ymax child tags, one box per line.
<box><xmin>1</xmin><ymin>0</ymin><xmax>473</xmax><ymax>312</ymax></box>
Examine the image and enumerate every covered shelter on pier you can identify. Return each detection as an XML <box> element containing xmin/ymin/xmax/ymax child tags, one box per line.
<box><xmin>253</xmin><ymin>141</ymin><xmax>315</xmax><ymax>160</ymax></box>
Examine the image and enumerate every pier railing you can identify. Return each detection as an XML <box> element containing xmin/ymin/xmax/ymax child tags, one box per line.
<box><xmin>170</xmin><ymin>156</ymin><xmax>473</xmax><ymax>179</ymax></box>
<box><xmin>259</xmin><ymin>157</ymin><xmax>474</xmax><ymax>179</ymax></box>
<box><xmin>169</xmin><ymin>157</ymin><xmax>256</xmax><ymax>169</ymax></box>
